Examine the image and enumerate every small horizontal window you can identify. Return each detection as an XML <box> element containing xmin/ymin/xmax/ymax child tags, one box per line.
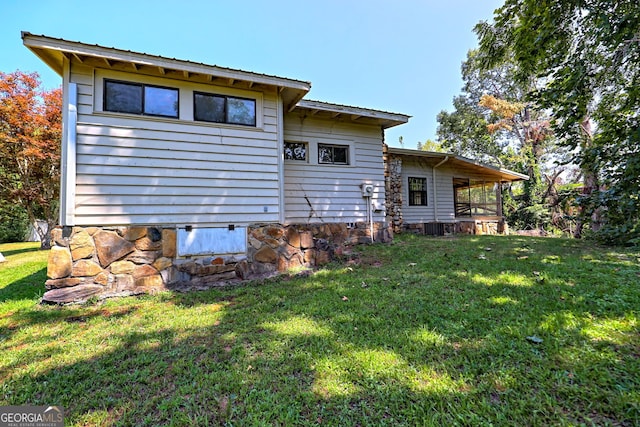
<box><xmin>194</xmin><ymin>92</ymin><xmax>256</xmax><ymax>126</ymax></box>
<box><xmin>104</xmin><ymin>80</ymin><xmax>178</xmax><ymax>118</ymax></box>
<box><xmin>284</xmin><ymin>142</ymin><xmax>307</xmax><ymax>161</ymax></box>
<box><xmin>408</xmin><ymin>177</ymin><xmax>427</xmax><ymax>206</ymax></box>
<box><xmin>318</xmin><ymin>143</ymin><xmax>349</xmax><ymax>165</ymax></box>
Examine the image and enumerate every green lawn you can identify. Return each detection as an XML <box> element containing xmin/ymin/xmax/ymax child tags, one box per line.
<box><xmin>1</xmin><ymin>236</ymin><xmax>639</xmax><ymax>426</ymax></box>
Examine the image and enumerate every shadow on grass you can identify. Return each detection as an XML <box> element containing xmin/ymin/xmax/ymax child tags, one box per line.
<box><xmin>2</xmin><ymin>235</ymin><xmax>639</xmax><ymax>425</ymax></box>
<box><xmin>0</xmin><ymin>268</ymin><xmax>46</xmax><ymax>303</ymax></box>
<box><xmin>1</xmin><ymin>246</ymin><xmax>43</xmax><ymax>257</ymax></box>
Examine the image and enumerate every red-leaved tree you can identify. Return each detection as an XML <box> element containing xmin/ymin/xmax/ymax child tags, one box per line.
<box><xmin>0</xmin><ymin>71</ymin><xmax>62</xmax><ymax>249</ymax></box>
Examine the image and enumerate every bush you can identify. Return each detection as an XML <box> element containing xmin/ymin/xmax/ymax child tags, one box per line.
<box><xmin>0</xmin><ymin>203</ymin><xmax>29</xmax><ymax>243</ymax></box>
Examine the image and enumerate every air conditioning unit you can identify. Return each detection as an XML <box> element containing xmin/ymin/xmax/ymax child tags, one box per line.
<box><xmin>361</xmin><ymin>183</ymin><xmax>374</xmax><ymax>197</ymax></box>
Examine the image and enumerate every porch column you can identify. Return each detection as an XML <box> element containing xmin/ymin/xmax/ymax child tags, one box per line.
<box><xmin>497</xmin><ymin>182</ymin><xmax>503</xmax><ymax>218</ymax></box>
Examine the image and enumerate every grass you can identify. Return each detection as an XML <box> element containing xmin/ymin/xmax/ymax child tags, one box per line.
<box><xmin>1</xmin><ymin>235</ymin><xmax>639</xmax><ymax>426</ymax></box>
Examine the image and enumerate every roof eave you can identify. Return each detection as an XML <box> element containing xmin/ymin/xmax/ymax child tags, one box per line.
<box><xmin>387</xmin><ymin>147</ymin><xmax>529</xmax><ymax>181</ymax></box>
<box><xmin>21</xmin><ymin>32</ymin><xmax>311</xmax><ymax>107</ymax></box>
<box><xmin>294</xmin><ymin>99</ymin><xmax>410</xmax><ymax>129</ymax></box>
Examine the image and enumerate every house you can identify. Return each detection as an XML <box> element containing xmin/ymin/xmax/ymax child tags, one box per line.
<box><xmin>385</xmin><ymin>147</ymin><xmax>528</xmax><ymax>235</ymax></box>
<box><xmin>23</xmin><ymin>34</ymin><xmax>526</xmax><ymax>304</ymax></box>
<box><xmin>22</xmin><ymin>33</ymin><xmax>410</xmax><ymax>303</ymax></box>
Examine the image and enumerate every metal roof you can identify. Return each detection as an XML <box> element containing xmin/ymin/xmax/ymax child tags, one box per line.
<box><xmin>294</xmin><ymin>99</ymin><xmax>410</xmax><ymax>129</ymax></box>
<box><xmin>21</xmin><ymin>32</ymin><xmax>311</xmax><ymax>110</ymax></box>
<box><xmin>387</xmin><ymin>147</ymin><xmax>529</xmax><ymax>181</ymax></box>
<box><xmin>22</xmin><ymin>33</ymin><xmax>411</xmax><ymax>128</ymax></box>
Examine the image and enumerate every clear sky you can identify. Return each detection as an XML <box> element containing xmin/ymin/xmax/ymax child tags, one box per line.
<box><xmin>1</xmin><ymin>0</ymin><xmax>502</xmax><ymax>149</ymax></box>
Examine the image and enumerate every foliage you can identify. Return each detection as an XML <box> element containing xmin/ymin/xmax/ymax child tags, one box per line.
<box><xmin>1</xmin><ymin>235</ymin><xmax>639</xmax><ymax>425</ymax></box>
<box><xmin>436</xmin><ymin>50</ymin><xmax>566</xmax><ymax>231</ymax></box>
<box><xmin>416</xmin><ymin>139</ymin><xmax>446</xmax><ymax>152</ymax></box>
<box><xmin>436</xmin><ymin>50</ymin><xmax>516</xmax><ymax>166</ymax></box>
<box><xmin>0</xmin><ymin>203</ymin><xmax>29</xmax><ymax>243</ymax></box>
<box><xmin>0</xmin><ymin>71</ymin><xmax>62</xmax><ymax>249</ymax></box>
<box><xmin>475</xmin><ymin>0</ymin><xmax>640</xmax><ymax>245</ymax></box>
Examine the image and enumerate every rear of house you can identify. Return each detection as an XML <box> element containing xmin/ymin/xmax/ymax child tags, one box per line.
<box><xmin>23</xmin><ymin>33</ymin><xmax>409</xmax><ymax>303</ymax></box>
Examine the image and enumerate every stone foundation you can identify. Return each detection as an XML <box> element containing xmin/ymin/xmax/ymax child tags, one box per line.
<box><xmin>400</xmin><ymin>220</ymin><xmax>507</xmax><ymax>236</ymax></box>
<box><xmin>455</xmin><ymin>219</ymin><xmax>507</xmax><ymax>235</ymax></box>
<box><xmin>43</xmin><ymin>221</ymin><xmax>391</xmax><ymax>303</ymax></box>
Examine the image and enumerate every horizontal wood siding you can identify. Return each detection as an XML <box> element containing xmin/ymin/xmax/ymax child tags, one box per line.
<box><xmin>435</xmin><ymin>167</ymin><xmax>456</xmax><ymax>221</ymax></box>
<box><xmin>400</xmin><ymin>159</ymin><xmax>456</xmax><ymax>223</ymax></box>
<box><xmin>283</xmin><ymin>115</ymin><xmax>385</xmax><ymax>224</ymax></box>
<box><xmin>69</xmin><ymin>62</ymin><xmax>280</xmax><ymax>226</ymax></box>
<box><xmin>400</xmin><ymin>158</ymin><xmax>508</xmax><ymax>224</ymax></box>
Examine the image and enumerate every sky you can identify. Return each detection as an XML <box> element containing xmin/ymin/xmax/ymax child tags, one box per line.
<box><xmin>1</xmin><ymin>0</ymin><xmax>503</xmax><ymax>149</ymax></box>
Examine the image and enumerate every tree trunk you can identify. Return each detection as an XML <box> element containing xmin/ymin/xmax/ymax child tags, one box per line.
<box><xmin>574</xmin><ymin>116</ymin><xmax>600</xmax><ymax>238</ymax></box>
<box><xmin>26</xmin><ymin>205</ymin><xmax>55</xmax><ymax>250</ymax></box>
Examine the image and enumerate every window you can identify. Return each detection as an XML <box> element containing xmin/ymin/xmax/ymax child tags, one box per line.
<box><xmin>318</xmin><ymin>144</ymin><xmax>349</xmax><ymax>165</ymax></box>
<box><xmin>194</xmin><ymin>92</ymin><xmax>256</xmax><ymax>126</ymax></box>
<box><xmin>104</xmin><ymin>80</ymin><xmax>178</xmax><ymax>118</ymax></box>
<box><xmin>454</xmin><ymin>179</ymin><xmax>500</xmax><ymax>217</ymax></box>
<box><xmin>408</xmin><ymin>177</ymin><xmax>427</xmax><ymax>206</ymax></box>
<box><xmin>284</xmin><ymin>142</ymin><xmax>307</xmax><ymax>161</ymax></box>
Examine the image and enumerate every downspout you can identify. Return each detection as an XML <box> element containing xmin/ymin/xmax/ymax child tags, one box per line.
<box><xmin>60</xmin><ymin>56</ymin><xmax>77</xmax><ymax>226</ymax></box>
<box><xmin>276</xmin><ymin>91</ymin><xmax>285</xmax><ymax>225</ymax></box>
<box><xmin>432</xmin><ymin>156</ymin><xmax>449</xmax><ymax>222</ymax></box>
<box><xmin>368</xmin><ymin>194</ymin><xmax>374</xmax><ymax>242</ymax></box>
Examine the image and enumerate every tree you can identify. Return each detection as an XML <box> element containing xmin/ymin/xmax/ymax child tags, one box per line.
<box><xmin>416</xmin><ymin>139</ymin><xmax>446</xmax><ymax>152</ymax></box>
<box><xmin>436</xmin><ymin>50</ymin><xmax>565</xmax><ymax>231</ymax></box>
<box><xmin>436</xmin><ymin>50</ymin><xmax>519</xmax><ymax>166</ymax></box>
<box><xmin>475</xmin><ymin>0</ymin><xmax>640</xmax><ymax>244</ymax></box>
<box><xmin>0</xmin><ymin>71</ymin><xmax>62</xmax><ymax>249</ymax></box>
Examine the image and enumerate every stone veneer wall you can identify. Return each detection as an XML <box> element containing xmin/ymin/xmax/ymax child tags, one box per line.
<box><xmin>384</xmin><ymin>146</ymin><xmax>403</xmax><ymax>233</ymax></box>
<box><xmin>44</xmin><ymin>222</ymin><xmax>391</xmax><ymax>304</ymax></box>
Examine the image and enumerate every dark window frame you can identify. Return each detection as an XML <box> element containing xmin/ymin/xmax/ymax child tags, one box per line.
<box><xmin>104</xmin><ymin>79</ymin><xmax>179</xmax><ymax>118</ymax></box>
<box><xmin>408</xmin><ymin>177</ymin><xmax>428</xmax><ymax>206</ymax></box>
<box><xmin>284</xmin><ymin>141</ymin><xmax>308</xmax><ymax>161</ymax></box>
<box><xmin>193</xmin><ymin>91</ymin><xmax>257</xmax><ymax>126</ymax></box>
<box><xmin>318</xmin><ymin>143</ymin><xmax>350</xmax><ymax>165</ymax></box>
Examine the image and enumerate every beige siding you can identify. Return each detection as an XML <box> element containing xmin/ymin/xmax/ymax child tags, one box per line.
<box><xmin>400</xmin><ymin>159</ymin><xmax>456</xmax><ymax>223</ymax></box>
<box><xmin>400</xmin><ymin>158</ymin><xmax>507</xmax><ymax>224</ymax></box>
<box><xmin>69</xmin><ymin>61</ymin><xmax>281</xmax><ymax>226</ymax></box>
<box><xmin>283</xmin><ymin>115</ymin><xmax>385</xmax><ymax>224</ymax></box>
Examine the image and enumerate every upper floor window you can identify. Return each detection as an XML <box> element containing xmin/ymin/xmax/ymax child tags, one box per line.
<box><xmin>284</xmin><ymin>142</ymin><xmax>307</xmax><ymax>161</ymax></box>
<box><xmin>194</xmin><ymin>92</ymin><xmax>256</xmax><ymax>126</ymax></box>
<box><xmin>104</xmin><ymin>80</ymin><xmax>179</xmax><ymax>118</ymax></box>
<box><xmin>408</xmin><ymin>177</ymin><xmax>427</xmax><ymax>206</ymax></box>
<box><xmin>318</xmin><ymin>143</ymin><xmax>349</xmax><ymax>165</ymax></box>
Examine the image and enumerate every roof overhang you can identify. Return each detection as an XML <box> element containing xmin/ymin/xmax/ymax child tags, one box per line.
<box><xmin>387</xmin><ymin>147</ymin><xmax>529</xmax><ymax>182</ymax></box>
<box><xmin>293</xmin><ymin>99</ymin><xmax>410</xmax><ymax>129</ymax></box>
<box><xmin>22</xmin><ymin>32</ymin><xmax>311</xmax><ymax>111</ymax></box>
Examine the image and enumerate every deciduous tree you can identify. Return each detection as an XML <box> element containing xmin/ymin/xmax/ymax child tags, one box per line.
<box><xmin>0</xmin><ymin>71</ymin><xmax>61</xmax><ymax>249</ymax></box>
<box><xmin>475</xmin><ymin>0</ymin><xmax>640</xmax><ymax>244</ymax></box>
<box><xmin>436</xmin><ymin>50</ymin><xmax>564</xmax><ymax>231</ymax></box>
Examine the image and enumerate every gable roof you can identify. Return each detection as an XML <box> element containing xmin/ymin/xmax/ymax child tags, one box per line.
<box><xmin>294</xmin><ymin>99</ymin><xmax>410</xmax><ymax>129</ymax></box>
<box><xmin>387</xmin><ymin>147</ymin><xmax>529</xmax><ymax>182</ymax></box>
<box><xmin>21</xmin><ymin>32</ymin><xmax>311</xmax><ymax>111</ymax></box>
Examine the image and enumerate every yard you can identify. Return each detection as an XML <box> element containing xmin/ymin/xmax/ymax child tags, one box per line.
<box><xmin>1</xmin><ymin>235</ymin><xmax>638</xmax><ymax>426</ymax></box>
